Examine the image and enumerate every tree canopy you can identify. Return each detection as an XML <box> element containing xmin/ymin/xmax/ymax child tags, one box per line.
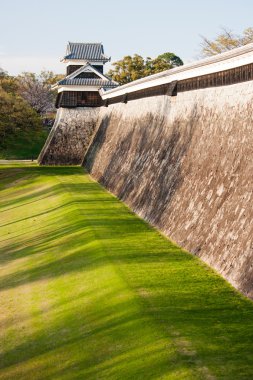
<box><xmin>0</xmin><ymin>70</ymin><xmax>63</xmax><ymax>159</ymax></box>
<box><xmin>0</xmin><ymin>82</ymin><xmax>43</xmax><ymax>151</ymax></box>
<box><xmin>0</xmin><ymin>68</ymin><xmax>7</xmax><ymax>78</ymax></box>
<box><xmin>200</xmin><ymin>27</ymin><xmax>253</xmax><ymax>57</ymax></box>
<box><xmin>17</xmin><ymin>71</ymin><xmax>64</xmax><ymax>115</ymax></box>
<box><xmin>107</xmin><ymin>52</ymin><xmax>183</xmax><ymax>85</ymax></box>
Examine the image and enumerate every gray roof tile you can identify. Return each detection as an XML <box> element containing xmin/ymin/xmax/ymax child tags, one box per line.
<box><xmin>58</xmin><ymin>78</ymin><xmax>118</xmax><ymax>88</ymax></box>
<box><xmin>64</xmin><ymin>42</ymin><xmax>110</xmax><ymax>62</ymax></box>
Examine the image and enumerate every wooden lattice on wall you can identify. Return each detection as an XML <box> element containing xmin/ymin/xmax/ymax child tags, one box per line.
<box><xmin>103</xmin><ymin>63</ymin><xmax>253</xmax><ymax>106</ymax></box>
<box><xmin>177</xmin><ymin>63</ymin><xmax>253</xmax><ymax>92</ymax></box>
<box><xmin>56</xmin><ymin>91</ymin><xmax>102</xmax><ymax>108</ymax></box>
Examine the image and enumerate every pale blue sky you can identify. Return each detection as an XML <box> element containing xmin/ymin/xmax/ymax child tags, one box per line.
<box><xmin>1</xmin><ymin>0</ymin><xmax>253</xmax><ymax>75</ymax></box>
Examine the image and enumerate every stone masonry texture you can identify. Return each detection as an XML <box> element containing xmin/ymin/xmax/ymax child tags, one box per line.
<box><xmin>84</xmin><ymin>81</ymin><xmax>253</xmax><ymax>298</ymax></box>
<box><xmin>38</xmin><ymin>107</ymin><xmax>99</xmax><ymax>165</ymax></box>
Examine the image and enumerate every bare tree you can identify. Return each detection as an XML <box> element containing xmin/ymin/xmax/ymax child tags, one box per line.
<box><xmin>17</xmin><ymin>71</ymin><xmax>59</xmax><ymax>115</ymax></box>
<box><xmin>200</xmin><ymin>27</ymin><xmax>253</xmax><ymax>57</ymax></box>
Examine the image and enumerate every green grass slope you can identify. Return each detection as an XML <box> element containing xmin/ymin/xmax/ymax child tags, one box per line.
<box><xmin>0</xmin><ymin>130</ymin><xmax>48</xmax><ymax>160</ymax></box>
<box><xmin>0</xmin><ymin>163</ymin><xmax>253</xmax><ymax>380</ymax></box>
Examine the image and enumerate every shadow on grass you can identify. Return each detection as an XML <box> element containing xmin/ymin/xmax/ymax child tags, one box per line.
<box><xmin>1</xmin><ymin>165</ymin><xmax>253</xmax><ymax>379</ymax></box>
<box><xmin>0</xmin><ymin>291</ymin><xmax>179</xmax><ymax>379</ymax></box>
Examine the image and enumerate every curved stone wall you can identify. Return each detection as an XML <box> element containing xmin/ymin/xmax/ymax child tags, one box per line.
<box><xmin>84</xmin><ymin>81</ymin><xmax>253</xmax><ymax>298</ymax></box>
<box><xmin>38</xmin><ymin>107</ymin><xmax>99</xmax><ymax>165</ymax></box>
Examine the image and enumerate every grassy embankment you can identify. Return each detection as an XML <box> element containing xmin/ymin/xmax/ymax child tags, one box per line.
<box><xmin>0</xmin><ymin>163</ymin><xmax>253</xmax><ymax>380</ymax></box>
<box><xmin>0</xmin><ymin>130</ymin><xmax>48</xmax><ymax>160</ymax></box>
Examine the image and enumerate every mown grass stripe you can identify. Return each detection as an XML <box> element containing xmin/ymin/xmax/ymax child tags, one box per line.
<box><xmin>0</xmin><ymin>163</ymin><xmax>253</xmax><ymax>380</ymax></box>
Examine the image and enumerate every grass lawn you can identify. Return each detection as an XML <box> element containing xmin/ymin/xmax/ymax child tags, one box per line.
<box><xmin>0</xmin><ymin>163</ymin><xmax>253</xmax><ymax>380</ymax></box>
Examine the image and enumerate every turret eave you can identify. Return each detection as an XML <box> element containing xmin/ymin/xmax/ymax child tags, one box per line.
<box><xmin>61</xmin><ymin>57</ymin><xmax>111</xmax><ymax>64</ymax></box>
<box><xmin>57</xmin><ymin>85</ymin><xmax>103</xmax><ymax>92</ymax></box>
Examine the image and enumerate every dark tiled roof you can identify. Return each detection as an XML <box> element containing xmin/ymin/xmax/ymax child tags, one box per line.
<box><xmin>58</xmin><ymin>78</ymin><xmax>118</xmax><ymax>88</ymax></box>
<box><xmin>64</xmin><ymin>42</ymin><xmax>110</xmax><ymax>62</ymax></box>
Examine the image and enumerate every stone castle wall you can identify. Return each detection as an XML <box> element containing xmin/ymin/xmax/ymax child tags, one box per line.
<box><xmin>84</xmin><ymin>81</ymin><xmax>253</xmax><ymax>298</ymax></box>
<box><xmin>38</xmin><ymin>107</ymin><xmax>99</xmax><ymax>165</ymax></box>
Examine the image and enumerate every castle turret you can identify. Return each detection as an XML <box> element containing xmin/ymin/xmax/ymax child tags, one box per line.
<box><xmin>53</xmin><ymin>42</ymin><xmax>118</xmax><ymax>108</ymax></box>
